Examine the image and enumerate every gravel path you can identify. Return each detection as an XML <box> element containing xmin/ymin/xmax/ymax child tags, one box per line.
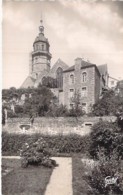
<box><xmin>45</xmin><ymin>157</ymin><xmax>73</xmax><ymax>195</ymax></box>
<box><xmin>2</xmin><ymin>156</ymin><xmax>21</xmax><ymax>159</ymax></box>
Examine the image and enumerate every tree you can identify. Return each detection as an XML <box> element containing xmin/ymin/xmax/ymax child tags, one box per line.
<box><xmin>92</xmin><ymin>90</ymin><xmax>123</xmax><ymax>116</ymax></box>
<box><xmin>2</xmin><ymin>85</ymin><xmax>55</xmax><ymax>117</ymax></box>
<box><xmin>69</xmin><ymin>90</ymin><xmax>84</xmax><ymax>117</ymax></box>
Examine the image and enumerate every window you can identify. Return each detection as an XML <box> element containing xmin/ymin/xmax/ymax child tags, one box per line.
<box><xmin>81</xmin><ymin>87</ymin><xmax>87</xmax><ymax>97</ymax></box>
<box><xmin>82</xmin><ymin>103</ymin><xmax>87</xmax><ymax>113</ymax></box>
<box><xmin>70</xmin><ymin>74</ymin><xmax>74</xmax><ymax>84</ymax></box>
<box><xmin>82</xmin><ymin>72</ymin><xmax>87</xmax><ymax>82</ymax></box>
<box><xmin>56</xmin><ymin>67</ymin><xmax>63</xmax><ymax>88</ymax></box>
<box><xmin>36</xmin><ymin>73</ymin><xmax>38</xmax><ymax>79</ymax></box>
<box><xmin>69</xmin><ymin>89</ymin><xmax>74</xmax><ymax>99</ymax></box>
<box><xmin>35</xmin><ymin>57</ymin><xmax>38</xmax><ymax>63</ymax></box>
<box><xmin>42</xmin><ymin>45</ymin><xmax>44</xmax><ymax>51</ymax></box>
<box><xmin>111</xmin><ymin>81</ymin><xmax>114</xmax><ymax>85</ymax></box>
<box><xmin>36</xmin><ymin>44</ymin><xmax>38</xmax><ymax>51</ymax></box>
<box><xmin>70</xmin><ymin>104</ymin><xmax>74</xmax><ymax>108</ymax></box>
<box><xmin>42</xmin><ymin>77</ymin><xmax>46</xmax><ymax>85</ymax></box>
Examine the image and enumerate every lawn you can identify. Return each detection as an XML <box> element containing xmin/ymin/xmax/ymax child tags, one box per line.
<box><xmin>2</xmin><ymin>159</ymin><xmax>53</xmax><ymax>195</ymax></box>
<box><xmin>72</xmin><ymin>154</ymin><xmax>93</xmax><ymax>195</ymax></box>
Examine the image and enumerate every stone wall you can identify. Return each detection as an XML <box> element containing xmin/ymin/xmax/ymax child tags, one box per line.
<box><xmin>2</xmin><ymin>116</ymin><xmax>116</xmax><ymax>135</ymax></box>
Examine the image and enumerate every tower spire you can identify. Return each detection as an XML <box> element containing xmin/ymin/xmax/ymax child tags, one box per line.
<box><xmin>39</xmin><ymin>14</ymin><xmax>44</xmax><ymax>35</ymax></box>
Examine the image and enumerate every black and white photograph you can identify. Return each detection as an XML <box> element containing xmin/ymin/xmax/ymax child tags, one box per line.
<box><xmin>2</xmin><ymin>0</ymin><xmax>123</xmax><ymax>194</ymax></box>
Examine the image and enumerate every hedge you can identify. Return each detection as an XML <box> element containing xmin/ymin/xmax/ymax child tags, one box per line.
<box><xmin>2</xmin><ymin>131</ymin><xmax>90</xmax><ymax>156</ymax></box>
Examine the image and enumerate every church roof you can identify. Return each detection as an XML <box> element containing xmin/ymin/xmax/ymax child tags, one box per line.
<box><xmin>21</xmin><ymin>76</ymin><xmax>36</xmax><ymax>88</ymax></box>
<box><xmin>50</xmin><ymin>58</ymin><xmax>69</xmax><ymax>73</ymax></box>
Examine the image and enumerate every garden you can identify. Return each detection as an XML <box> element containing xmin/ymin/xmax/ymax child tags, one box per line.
<box><xmin>2</xmin><ymin>114</ymin><xmax>123</xmax><ymax>194</ymax></box>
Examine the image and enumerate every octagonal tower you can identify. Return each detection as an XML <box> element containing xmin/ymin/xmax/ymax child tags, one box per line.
<box><xmin>30</xmin><ymin>20</ymin><xmax>52</xmax><ymax>79</ymax></box>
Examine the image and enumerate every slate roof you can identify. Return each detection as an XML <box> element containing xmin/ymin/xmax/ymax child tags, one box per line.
<box><xmin>21</xmin><ymin>76</ymin><xmax>36</xmax><ymax>88</ymax></box>
<box><xmin>63</xmin><ymin>59</ymin><xmax>95</xmax><ymax>72</ymax></box>
<box><xmin>63</xmin><ymin>60</ymin><xmax>101</xmax><ymax>76</ymax></box>
<box><xmin>34</xmin><ymin>33</ymin><xmax>49</xmax><ymax>44</ymax></box>
<box><xmin>97</xmin><ymin>64</ymin><xmax>108</xmax><ymax>76</ymax></box>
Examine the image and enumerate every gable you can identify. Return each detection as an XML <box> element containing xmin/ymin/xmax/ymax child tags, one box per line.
<box><xmin>50</xmin><ymin>58</ymin><xmax>69</xmax><ymax>77</ymax></box>
<box><xmin>21</xmin><ymin>76</ymin><xmax>36</xmax><ymax>88</ymax></box>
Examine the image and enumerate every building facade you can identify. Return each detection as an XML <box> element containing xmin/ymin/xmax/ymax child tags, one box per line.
<box><xmin>21</xmin><ymin>20</ymin><xmax>108</xmax><ymax>113</ymax></box>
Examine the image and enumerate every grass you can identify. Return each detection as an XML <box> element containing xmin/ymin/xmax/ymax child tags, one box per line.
<box><xmin>72</xmin><ymin>154</ymin><xmax>94</xmax><ymax>195</ymax></box>
<box><xmin>2</xmin><ymin>159</ymin><xmax>53</xmax><ymax>195</ymax></box>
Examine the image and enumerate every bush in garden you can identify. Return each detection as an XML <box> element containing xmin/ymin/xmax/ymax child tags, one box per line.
<box><xmin>88</xmin><ymin>150</ymin><xmax>123</xmax><ymax>195</ymax></box>
<box><xmin>89</xmin><ymin>121</ymin><xmax>123</xmax><ymax>159</ymax></box>
<box><xmin>20</xmin><ymin>137</ymin><xmax>57</xmax><ymax>168</ymax></box>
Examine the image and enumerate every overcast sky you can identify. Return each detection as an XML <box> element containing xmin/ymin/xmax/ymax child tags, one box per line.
<box><xmin>2</xmin><ymin>0</ymin><xmax>123</xmax><ymax>89</ymax></box>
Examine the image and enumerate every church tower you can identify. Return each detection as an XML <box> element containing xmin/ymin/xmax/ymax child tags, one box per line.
<box><xmin>31</xmin><ymin>20</ymin><xmax>52</xmax><ymax>79</ymax></box>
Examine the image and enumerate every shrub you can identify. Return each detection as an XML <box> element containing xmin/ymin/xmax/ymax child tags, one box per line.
<box><xmin>20</xmin><ymin>137</ymin><xmax>57</xmax><ymax>168</ymax></box>
<box><xmin>88</xmin><ymin>151</ymin><xmax>123</xmax><ymax>194</ymax></box>
<box><xmin>89</xmin><ymin>121</ymin><xmax>123</xmax><ymax>159</ymax></box>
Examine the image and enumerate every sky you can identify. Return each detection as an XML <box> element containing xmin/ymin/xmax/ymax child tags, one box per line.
<box><xmin>2</xmin><ymin>0</ymin><xmax>123</xmax><ymax>89</ymax></box>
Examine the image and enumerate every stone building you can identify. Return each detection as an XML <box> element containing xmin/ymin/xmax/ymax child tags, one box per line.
<box><xmin>21</xmin><ymin>20</ymin><xmax>108</xmax><ymax>113</ymax></box>
<box><xmin>108</xmin><ymin>76</ymin><xmax>119</xmax><ymax>89</ymax></box>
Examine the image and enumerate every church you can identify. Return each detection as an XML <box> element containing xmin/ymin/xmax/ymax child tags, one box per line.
<box><xmin>21</xmin><ymin>20</ymin><xmax>108</xmax><ymax>113</ymax></box>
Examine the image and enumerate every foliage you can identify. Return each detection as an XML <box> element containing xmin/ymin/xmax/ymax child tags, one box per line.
<box><xmin>46</xmin><ymin>104</ymin><xmax>68</xmax><ymax>117</ymax></box>
<box><xmin>20</xmin><ymin>137</ymin><xmax>57</xmax><ymax>168</ymax></box>
<box><xmin>69</xmin><ymin>90</ymin><xmax>85</xmax><ymax>117</ymax></box>
<box><xmin>117</xmin><ymin>112</ymin><xmax>123</xmax><ymax>131</ymax></box>
<box><xmin>88</xmin><ymin>151</ymin><xmax>123</xmax><ymax>194</ymax></box>
<box><xmin>92</xmin><ymin>90</ymin><xmax>123</xmax><ymax>116</ymax></box>
<box><xmin>2</xmin><ymin>107</ymin><xmax>5</xmax><ymax>125</ymax></box>
<box><xmin>2</xmin><ymin>85</ymin><xmax>55</xmax><ymax>117</ymax></box>
<box><xmin>42</xmin><ymin>76</ymin><xmax>57</xmax><ymax>88</ymax></box>
<box><xmin>2</xmin><ymin>132</ymin><xmax>90</xmax><ymax>156</ymax></box>
<box><xmin>89</xmin><ymin>121</ymin><xmax>123</xmax><ymax>159</ymax></box>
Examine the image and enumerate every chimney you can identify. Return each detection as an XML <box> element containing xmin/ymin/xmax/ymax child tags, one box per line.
<box><xmin>75</xmin><ymin>58</ymin><xmax>82</xmax><ymax>70</ymax></box>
